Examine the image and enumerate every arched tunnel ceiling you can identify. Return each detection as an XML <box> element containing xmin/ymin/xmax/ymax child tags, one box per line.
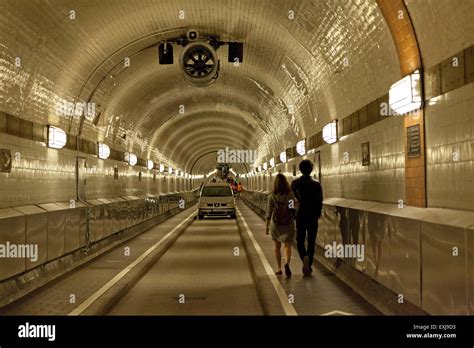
<box><xmin>0</xmin><ymin>0</ymin><xmax>402</xmax><ymax>174</ymax></box>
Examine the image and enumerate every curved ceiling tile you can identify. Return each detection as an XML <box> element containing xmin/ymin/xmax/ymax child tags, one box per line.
<box><xmin>176</xmin><ymin>135</ymin><xmax>251</xmax><ymax>169</ymax></box>
<box><xmin>186</xmin><ymin>143</ymin><xmax>250</xmax><ymax>175</ymax></box>
<box><xmin>405</xmin><ymin>0</ymin><xmax>474</xmax><ymax>68</ymax></box>
<box><xmin>1</xmin><ymin>0</ymin><xmax>400</xmax><ymax>175</ymax></box>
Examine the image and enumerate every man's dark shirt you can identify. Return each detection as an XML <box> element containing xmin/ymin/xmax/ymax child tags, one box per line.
<box><xmin>291</xmin><ymin>174</ymin><xmax>323</xmax><ymax>219</ymax></box>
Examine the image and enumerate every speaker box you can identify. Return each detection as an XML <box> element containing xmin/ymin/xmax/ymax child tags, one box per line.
<box><xmin>159</xmin><ymin>43</ymin><xmax>173</xmax><ymax>64</ymax></box>
<box><xmin>228</xmin><ymin>42</ymin><xmax>243</xmax><ymax>63</ymax></box>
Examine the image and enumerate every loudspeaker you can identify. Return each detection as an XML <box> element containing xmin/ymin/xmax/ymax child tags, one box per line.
<box><xmin>159</xmin><ymin>43</ymin><xmax>173</xmax><ymax>64</ymax></box>
<box><xmin>228</xmin><ymin>42</ymin><xmax>243</xmax><ymax>63</ymax></box>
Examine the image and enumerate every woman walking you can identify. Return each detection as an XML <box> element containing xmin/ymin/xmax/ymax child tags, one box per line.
<box><xmin>265</xmin><ymin>173</ymin><xmax>296</xmax><ymax>277</ymax></box>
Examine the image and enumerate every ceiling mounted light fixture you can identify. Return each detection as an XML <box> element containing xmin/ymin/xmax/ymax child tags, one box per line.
<box><xmin>146</xmin><ymin>160</ymin><xmax>154</xmax><ymax>170</ymax></box>
<box><xmin>389</xmin><ymin>70</ymin><xmax>422</xmax><ymax>115</ymax></box>
<box><xmin>124</xmin><ymin>152</ymin><xmax>137</xmax><ymax>166</ymax></box>
<box><xmin>47</xmin><ymin>126</ymin><xmax>67</xmax><ymax>149</ymax></box>
<box><xmin>97</xmin><ymin>143</ymin><xmax>110</xmax><ymax>160</ymax></box>
<box><xmin>323</xmin><ymin>121</ymin><xmax>338</xmax><ymax>144</ymax></box>
<box><xmin>296</xmin><ymin>139</ymin><xmax>306</xmax><ymax>156</ymax></box>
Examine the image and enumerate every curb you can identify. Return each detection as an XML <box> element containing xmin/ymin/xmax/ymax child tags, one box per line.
<box><xmin>81</xmin><ymin>212</ymin><xmax>196</xmax><ymax>315</ymax></box>
<box><xmin>0</xmin><ymin>205</ymin><xmax>196</xmax><ymax>309</ymax></box>
<box><xmin>235</xmin><ymin>205</ymin><xmax>287</xmax><ymax>315</ymax></box>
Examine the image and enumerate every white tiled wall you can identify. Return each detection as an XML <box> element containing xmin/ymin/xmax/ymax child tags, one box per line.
<box><xmin>249</xmin><ymin>115</ymin><xmax>405</xmax><ymax>204</ymax></box>
<box><xmin>0</xmin><ymin>135</ymin><xmax>190</xmax><ymax>208</ymax></box>
<box><xmin>406</xmin><ymin>0</ymin><xmax>474</xmax><ymax>68</ymax></box>
<box><xmin>319</xmin><ymin>116</ymin><xmax>405</xmax><ymax>203</ymax></box>
<box><xmin>425</xmin><ymin>83</ymin><xmax>474</xmax><ymax>210</ymax></box>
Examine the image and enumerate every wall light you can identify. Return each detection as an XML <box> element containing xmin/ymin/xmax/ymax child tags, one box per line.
<box><xmin>269</xmin><ymin>158</ymin><xmax>275</xmax><ymax>168</ymax></box>
<box><xmin>124</xmin><ymin>152</ymin><xmax>137</xmax><ymax>166</ymax></box>
<box><xmin>296</xmin><ymin>139</ymin><xmax>306</xmax><ymax>155</ymax></box>
<box><xmin>389</xmin><ymin>70</ymin><xmax>422</xmax><ymax>115</ymax></box>
<box><xmin>263</xmin><ymin>162</ymin><xmax>268</xmax><ymax>171</ymax></box>
<box><xmin>257</xmin><ymin>165</ymin><xmax>262</xmax><ymax>172</ymax></box>
<box><xmin>97</xmin><ymin>142</ymin><xmax>110</xmax><ymax>160</ymax></box>
<box><xmin>168</xmin><ymin>166</ymin><xmax>173</xmax><ymax>174</ymax></box>
<box><xmin>159</xmin><ymin>164</ymin><xmax>165</xmax><ymax>172</ymax></box>
<box><xmin>280</xmin><ymin>151</ymin><xmax>287</xmax><ymax>163</ymax></box>
<box><xmin>47</xmin><ymin>126</ymin><xmax>67</xmax><ymax>149</ymax></box>
<box><xmin>323</xmin><ymin>121</ymin><xmax>338</xmax><ymax>144</ymax></box>
<box><xmin>146</xmin><ymin>159</ymin><xmax>154</xmax><ymax>170</ymax></box>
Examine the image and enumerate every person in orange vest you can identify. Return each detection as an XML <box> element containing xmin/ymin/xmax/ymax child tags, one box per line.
<box><xmin>237</xmin><ymin>181</ymin><xmax>243</xmax><ymax>199</ymax></box>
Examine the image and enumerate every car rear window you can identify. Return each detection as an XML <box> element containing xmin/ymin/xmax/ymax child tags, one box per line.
<box><xmin>201</xmin><ymin>186</ymin><xmax>233</xmax><ymax>197</ymax></box>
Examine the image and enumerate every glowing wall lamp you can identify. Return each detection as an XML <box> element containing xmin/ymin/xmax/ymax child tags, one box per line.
<box><xmin>146</xmin><ymin>159</ymin><xmax>154</xmax><ymax>170</ymax></box>
<box><xmin>97</xmin><ymin>142</ymin><xmax>110</xmax><ymax>160</ymax></box>
<box><xmin>159</xmin><ymin>164</ymin><xmax>165</xmax><ymax>172</ymax></box>
<box><xmin>389</xmin><ymin>70</ymin><xmax>422</xmax><ymax>115</ymax></box>
<box><xmin>257</xmin><ymin>165</ymin><xmax>262</xmax><ymax>172</ymax></box>
<box><xmin>279</xmin><ymin>151</ymin><xmax>287</xmax><ymax>163</ymax></box>
<box><xmin>47</xmin><ymin>126</ymin><xmax>67</xmax><ymax>149</ymax></box>
<box><xmin>269</xmin><ymin>158</ymin><xmax>275</xmax><ymax>168</ymax></box>
<box><xmin>296</xmin><ymin>139</ymin><xmax>306</xmax><ymax>155</ymax></box>
<box><xmin>124</xmin><ymin>152</ymin><xmax>137</xmax><ymax>166</ymax></box>
<box><xmin>323</xmin><ymin>121</ymin><xmax>338</xmax><ymax>144</ymax></box>
<box><xmin>263</xmin><ymin>162</ymin><xmax>268</xmax><ymax>171</ymax></box>
<box><xmin>168</xmin><ymin>166</ymin><xmax>173</xmax><ymax>174</ymax></box>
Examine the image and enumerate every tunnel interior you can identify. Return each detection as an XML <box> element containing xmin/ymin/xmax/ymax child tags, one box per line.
<box><xmin>0</xmin><ymin>0</ymin><xmax>474</xmax><ymax>320</ymax></box>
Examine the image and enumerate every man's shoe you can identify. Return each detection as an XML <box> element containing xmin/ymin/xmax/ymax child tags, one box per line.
<box><xmin>284</xmin><ymin>264</ymin><xmax>292</xmax><ymax>278</ymax></box>
<box><xmin>302</xmin><ymin>256</ymin><xmax>310</xmax><ymax>276</ymax></box>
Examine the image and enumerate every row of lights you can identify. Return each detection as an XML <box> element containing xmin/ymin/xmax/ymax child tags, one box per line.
<box><xmin>47</xmin><ymin>126</ymin><xmax>193</xmax><ymax>178</ymax></box>
<box><xmin>249</xmin><ymin>120</ymin><xmax>337</xmax><ymax>175</ymax></box>
<box><xmin>248</xmin><ymin>70</ymin><xmax>422</xmax><ymax>176</ymax></box>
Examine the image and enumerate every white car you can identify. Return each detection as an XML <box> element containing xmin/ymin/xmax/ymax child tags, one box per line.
<box><xmin>198</xmin><ymin>183</ymin><xmax>236</xmax><ymax>219</ymax></box>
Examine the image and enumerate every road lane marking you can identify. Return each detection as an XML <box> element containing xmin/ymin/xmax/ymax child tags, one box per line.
<box><xmin>236</xmin><ymin>207</ymin><xmax>297</xmax><ymax>316</ymax></box>
<box><xmin>68</xmin><ymin>210</ymin><xmax>197</xmax><ymax>316</ymax></box>
<box><xmin>321</xmin><ymin>310</ymin><xmax>354</xmax><ymax>316</ymax></box>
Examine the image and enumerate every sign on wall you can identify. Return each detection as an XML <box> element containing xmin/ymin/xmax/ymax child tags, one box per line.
<box><xmin>407</xmin><ymin>124</ymin><xmax>421</xmax><ymax>157</ymax></box>
<box><xmin>361</xmin><ymin>142</ymin><xmax>370</xmax><ymax>166</ymax></box>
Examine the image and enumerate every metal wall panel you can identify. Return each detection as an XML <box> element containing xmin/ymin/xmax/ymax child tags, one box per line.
<box><xmin>122</xmin><ymin>197</ymin><xmax>139</xmax><ymax>227</ymax></box>
<box><xmin>87</xmin><ymin>200</ymin><xmax>105</xmax><ymax>242</ymax></box>
<box><xmin>13</xmin><ymin>205</ymin><xmax>47</xmax><ymax>271</ymax></box>
<box><xmin>38</xmin><ymin>203</ymin><xmax>66</xmax><ymax>262</ymax></box>
<box><xmin>78</xmin><ymin>203</ymin><xmax>88</xmax><ymax>248</ymax></box>
<box><xmin>56</xmin><ymin>202</ymin><xmax>86</xmax><ymax>254</ymax></box>
<box><xmin>421</xmin><ymin>218</ymin><xmax>468</xmax><ymax>315</ymax></box>
<box><xmin>97</xmin><ymin>199</ymin><xmax>113</xmax><ymax>238</ymax></box>
<box><xmin>468</xmin><ymin>226</ymin><xmax>474</xmax><ymax>315</ymax></box>
<box><xmin>388</xmin><ymin>216</ymin><xmax>421</xmax><ymax>306</ymax></box>
<box><xmin>349</xmin><ymin>201</ymin><xmax>379</xmax><ymax>271</ymax></box>
<box><xmin>107</xmin><ymin>197</ymin><xmax>126</xmax><ymax>234</ymax></box>
<box><xmin>0</xmin><ymin>208</ymin><xmax>26</xmax><ymax>281</ymax></box>
<box><xmin>365</xmin><ymin>209</ymin><xmax>390</xmax><ymax>287</ymax></box>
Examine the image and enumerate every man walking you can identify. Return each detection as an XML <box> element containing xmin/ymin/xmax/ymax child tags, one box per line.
<box><xmin>291</xmin><ymin>159</ymin><xmax>323</xmax><ymax>276</ymax></box>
